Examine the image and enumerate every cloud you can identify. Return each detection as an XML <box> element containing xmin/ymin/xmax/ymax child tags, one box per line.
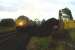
<box><xmin>0</xmin><ymin>0</ymin><xmax>23</xmax><ymax>11</ymax></box>
<box><xmin>0</xmin><ymin>0</ymin><xmax>75</xmax><ymax>20</ymax></box>
<box><xmin>31</xmin><ymin>0</ymin><xmax>75</xmax><ymax>20</ymax></box>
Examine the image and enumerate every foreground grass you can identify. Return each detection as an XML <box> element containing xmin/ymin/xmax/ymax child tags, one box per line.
<box><xmin>27</xmin><ymin>29</ymin><xmax>75</xmax><ymax>50</ymax></box>
<box><xmin>27</xmin><ymin>37</ymin><xmax>48</xmax><ymax>50</ymax></box>
<box><xmin>27</xmin><ymin>36</ymin><xmax>64</xmax><ymax>50</ymax></box>
<box><xmin>69</xmin><ymin>29</ymin><xmax>75</xmax><ymax>42</ymax></box>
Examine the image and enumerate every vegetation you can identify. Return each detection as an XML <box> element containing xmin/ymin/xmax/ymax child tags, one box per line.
<box><xmin>0</xmin><ymin>18</ymin><xmax>16</xmax><ymax>32</ymax></box>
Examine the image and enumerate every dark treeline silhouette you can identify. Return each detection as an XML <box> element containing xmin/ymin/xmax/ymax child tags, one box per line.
<box><xmin>16</xmin><ymin>16</ymin><xmax>59</xmax><ymax>37</ymax></box>
<box><xmin>0</xmin><ymin>18</ymin><xmax>15</xmax><ymax>26</ymax></box>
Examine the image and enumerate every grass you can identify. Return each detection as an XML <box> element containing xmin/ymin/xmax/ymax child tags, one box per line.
<box><xmin>27</xmin><ymin>37</ymin><xmax>49</xmax><ymax>50</ymax></box>
<box><xmin>27</xmin><ymin>29</ymin><xmax>75</xmax><ymax>50</ymax></box>
<box><xmin>69</xmin><ymin>29</ymin><xmax>75</xmax><ymax>41</ymax></box>
<box><xmin>0</xmin><ymin>26</ymin><xmax>16</xmax><ymax>33</ymax></box>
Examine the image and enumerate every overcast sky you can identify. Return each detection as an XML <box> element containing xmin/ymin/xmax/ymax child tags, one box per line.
<box><xmin>0</xmin><ymin>0</ymin><xmax>75</xmax><ymax>20</ymax></box>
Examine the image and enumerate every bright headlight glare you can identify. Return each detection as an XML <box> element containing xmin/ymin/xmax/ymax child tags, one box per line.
<box><xmin>18</xmin><ymin>21</ymin><xmax>24</xmax><ymax>26</ymax></box>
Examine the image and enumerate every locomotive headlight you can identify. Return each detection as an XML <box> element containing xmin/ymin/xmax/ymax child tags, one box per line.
<box><xmin>18</xmin><ymin>21</ymin><xmax>24</xmax><ymax>26</ymax></box>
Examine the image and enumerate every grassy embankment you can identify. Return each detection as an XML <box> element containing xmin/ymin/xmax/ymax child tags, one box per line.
<box><xmin>27</xmin><ymin>29</ymin><xmax>75</xmax><ymax>50</ymax></box>
<box><xmin>0</xmin><ymin>26</ymin><xmax>16</xmax><ymax>33</ymax></box>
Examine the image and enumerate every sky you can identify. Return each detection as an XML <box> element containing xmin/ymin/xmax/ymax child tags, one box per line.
<box><xmin>0</xmin><ymin>0</ymin><xmax>75</xmax><ymax>21</ymax></box>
